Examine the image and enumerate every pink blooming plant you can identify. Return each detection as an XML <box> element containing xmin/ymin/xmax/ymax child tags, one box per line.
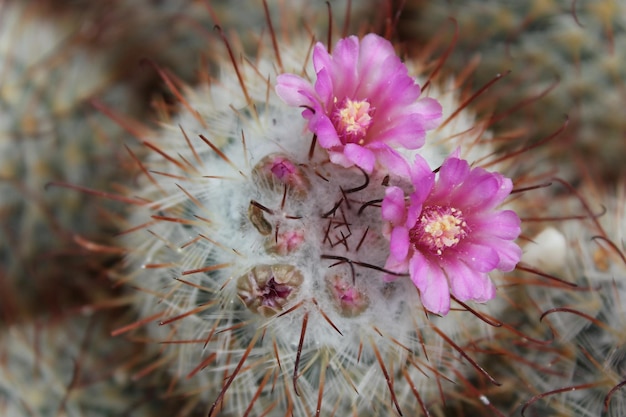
<box><xmin>275</xmin><ymin>34</ymin><xmax>441</xmax><ymax>175</ymax></box>
<box><xmin>382</xmin><ymin>154</ymin><xmax>522</xmax><ymax>315</ymax></box>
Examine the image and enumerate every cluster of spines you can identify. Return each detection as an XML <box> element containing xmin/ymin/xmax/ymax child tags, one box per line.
<box><xmin>526</xmin><ymin>180</ymin><xmax>626</xmax><ymax>416</ymax></box>
<box><xmin>0</xmin><ymin>307</ymin><xmax>211</xmax><ymax>417</ymax></box>
<box><xmin>99</xmin><ymin>7</ymin><xmax>601</xmax><ymax>417</ymax></box>
<box><xmin>0</xmin><ymin>0</ymin><xmax>165</xmax><ymax>319</ymax></box>
<box><xmin>398</xmin><ymin>0</ymin><xmax>626</xmax><ymax>183</ymax></box>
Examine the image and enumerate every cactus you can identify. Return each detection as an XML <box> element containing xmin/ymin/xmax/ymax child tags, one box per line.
<box><xmin>0</xmin><ymin>308</ymin><xmax>207</xmax><ymax>417</ymax></box>
<box><xmin>98</xmin><ymin>9</ymin><xmax>582</xmax><ymax>412</ymax></box>
<box><xmin>519</xmin><ymin>180</ymin><xmax>626</xmax><ymax>416</ymax></box>
<box><xmin>0</xmin><ymin>0</ymin><xmax>145</xmax><ymax>319</ymax></box>
<box><xmin>398</xmin><ymin>0</ymin><xmax>626</xmax><ymax>183</ymax></box>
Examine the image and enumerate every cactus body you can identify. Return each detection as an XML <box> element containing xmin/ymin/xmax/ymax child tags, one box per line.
<box><xmin>107</xmin><ymin>24</ymin><xmax>559</xmax><ymax>415</ymax></box>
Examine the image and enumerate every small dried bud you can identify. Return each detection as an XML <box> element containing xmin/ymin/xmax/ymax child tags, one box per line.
<box><xmin>237</xmin><ymin>264</ymin><xmax>304</xmax><ymax>317</ymax></box>
<box><xmin>325</xmin><ymin>273</ymin><xmax>369</xmax><ymax>317</ymax></box>
<box><xmin>248</xmin><ymin>202</ymin><xmax>272</xmax><ymax>235</ymax></box>
<box><xmin>266</xmin><ymin>229</ymin><xmax>305</xmax><ymax>255</ymax></box>
<box><xmin>252</xmin><ymin>153</ymin><xmax>310</xmax><ymax>198</ymax></box>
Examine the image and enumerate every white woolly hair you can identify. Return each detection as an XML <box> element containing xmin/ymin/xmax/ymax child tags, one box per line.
<box><xmin>513</xmin><ymin>181</ymin><xmax>626</xmax><ymax>416</ymax></box>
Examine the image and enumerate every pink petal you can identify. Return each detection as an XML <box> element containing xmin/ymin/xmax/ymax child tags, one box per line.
<box><xmin>314</xmin><ymin>67</ymin><xmax>335</xmax><ymax>106</ymax></box>
<box><xmin>362</xmin><ymin>57</ymin><xmax>419</xmax><ymax>106</ymax></box>
<box><xmin>451</xmin><ymin>169</ymin><xmax>510</xmax><ymax>211</ymax></box>
<box><xmin>455</xmin><ymin>243</ymin><xmax>500</xmax><ymax>273</ymax></box>
<box><xmin>444</xmin><ymin>259</ymin><xmax>496</xmax><ymax>303</ymax></box>
<box><xmin>408</xmin><ymin>251</ymin><xmax>429</xmax><ymax>291</ymax></box>
<box><xmin>470</xmin><ymin>210</ymin><xmax>521</xmax><ymax>240</ymax></box>
<box><xmin>483</xmin><ymin>177</ymin><xmax>514</xmax><ymax>211</ymax></box>
<box><xmin>381</xmin><ymin>186</ymin><xmax>407</xmax><ymax>224</ymax></box>
<box><xmin>312</xmin><ymin>42</ymin><xmax>332</xmax><ymax>73</ymax></box>
<box><xmin>409</xmin><ymin>154</ymin><xmax>435</xmax><ymax>195</ymax></box>
<box><xmin>310</xmin><ymin>115</ymin><xmax>342</xmax><ymax>148</ymax></box>
<box><xmin>373</xmin><ymin>97</ymin><xmax>442</xmax><ymax>141</ymax></box>
<box><xmin>406</xmin><ymin>194</ymin><xmax>424</xmax><ymax>228</ymax></box>
<box><xmin>410</xmin><ymin>252</ymin><xmax>451</xmax><ymax>315</ymax></box>
<box><xmin>429</xmin><ymin>157</ymin><xmax>470</xmax><ymax>202</ymax></box>
<box><xmin>494</xmin><ymin>240</ymin><xmax>522</xmax><ymax>271</ymax></box>
<box><xmin>390</xmin><ymin>226</ymin><xmax>410</xmax><ymax>261</ymax></box>
<box><xmin>475</xmin><ymin>277</ymin><xmax>497</xmax><ymax>303</ymax></box>
<box><xmin>405</xmin><ymin>156</ymin><xmax>433</xmax><ymax>226</ymax></box>
<box><xmin>411</xmin><ymin>97</ymin><xmax>444</xmax><ymax>130</ymax></box>
<box><xmin>275</xmin><ymin>74</ymin><xmax>316</xmax><ymax>107</ymax></box>
<box><xmin>356</xmin><ymin>35</ymin><xmax>407</xmax><ymax>97</ymax></box>
<box><xmin>383</xmin><ymin>254</ymin><xmax>409</xmax><ymax>282</ymax></box>
<box><xmin>323</xmin><ymin>37</ymin><xmax>359</xmax><ymax>95</ymax></box>
<box><xmin>371</xmin><ymin>145</ymin><xmax>411</xmax><ymax>178</ymax></box>
<box><xmin>327</xmin><ymin>149</ymin><xmax>353</xmax><ymax>168</ymax></box>
<box><xmin>358</xmin><ymin>34</ymin><xmax>397</xmax><ymax>74</ymax></box>
<box><xmin>367</xmin><ymin>99</ymin><xmax>440</xmax><ymax>149</ymax></box>
<box><xmin>343</xmin><ymin>143</ymin><xmax>375</xmax><ymax>173</ymax></box>
<box><xmin>371</xmin><ymin>117</ymin><xmax>427</xmax><ymax>149</ymax></box>
<box><xmin>467</xmin><ymin>236</ymin><xmax>522</xmax><ymax>272</ymax></box>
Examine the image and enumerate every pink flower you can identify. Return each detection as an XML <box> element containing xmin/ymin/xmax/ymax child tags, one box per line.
<box><xmin>275</xmin><ymin>34</ymin><xmax>441</xmax><ymax>175</ymax></box>
<box><xmin>382</xmin><ymin>154</ymin><xmax>522</xmax><ymax>315</ymax></box>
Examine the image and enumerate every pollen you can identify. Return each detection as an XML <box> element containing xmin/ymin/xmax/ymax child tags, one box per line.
<box><xmin>332</xmin><ymin>97</ymin><xmax>374</xmax><ymax>144</ymax></box>
<box><xmin>410</xmin><ymin>205</ymin><xmax>469</xmax><ymax>255</ymax></box>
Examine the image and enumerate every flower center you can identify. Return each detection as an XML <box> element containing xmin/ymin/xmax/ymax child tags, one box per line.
<box><xmin>409</xmin><ymin>205</ymin><xmax>469</xmax><ymax>256</ymax></box>
<box><xmin>332</xmin><ymin>97</ymin><xmax>374</xmax><ymax>144</ymax></box>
